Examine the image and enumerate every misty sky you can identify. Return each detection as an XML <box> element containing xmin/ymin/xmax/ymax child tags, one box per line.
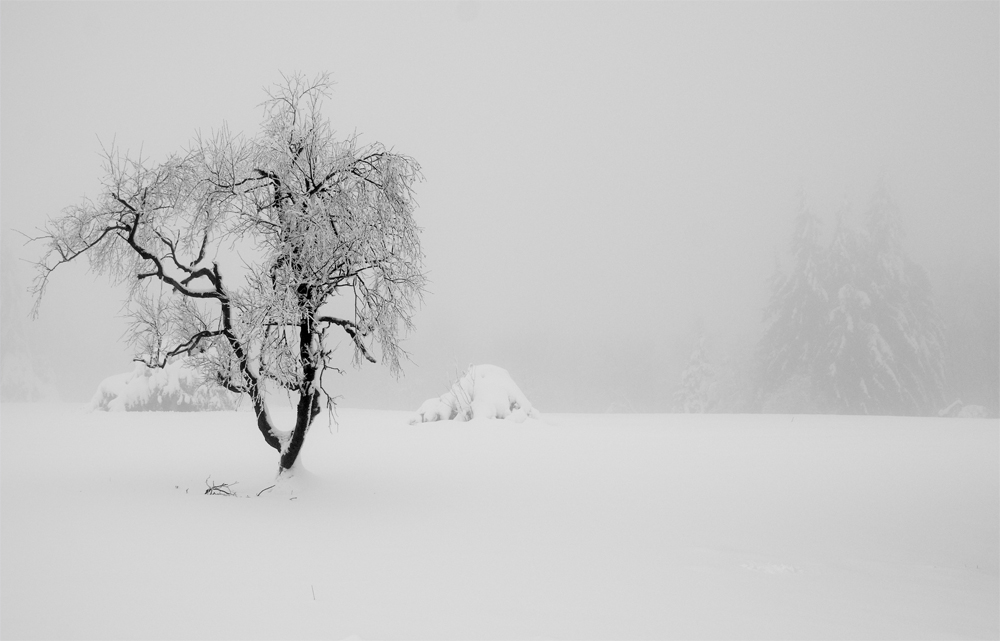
<box><xmin>2</xmin><ymin>2</ymin><xmax>997</xmax><ymax>412</ymax></box>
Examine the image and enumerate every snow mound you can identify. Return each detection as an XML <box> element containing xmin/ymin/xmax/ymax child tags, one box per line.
<box><xmin>958</xmin><ymin>404</ymin><xmax>989</xmax><ymax>418</ymax></box>
<box><xmin>410</xmin><ymin>364</ymin><xmax>540</xmax><ymax>424</ymax></box>
<box><xmin>939</xmin><ymin>399</ymin><xmax>992</xmax><ymax>418</ymax></box>
<box><xmin>88</xmin><ymin>359</ymin><xmax>237</xmax><ymax>412</ymax></box>
<box><xmin>258</xmin><ymin>465</ymin><xmax>332</xmax><ymax>500</ymax></box>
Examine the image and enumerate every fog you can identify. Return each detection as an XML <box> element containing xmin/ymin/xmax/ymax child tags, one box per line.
<box><xmin>2</xmin><ymin>2</ymin><xmax>997</xmax><ymax>414</ymax></box>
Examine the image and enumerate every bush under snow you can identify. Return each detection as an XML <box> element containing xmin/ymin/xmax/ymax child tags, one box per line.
<box><xmin>410</xmin><ymin>364</ymin><xmax>540</xmax><ymax>424</ymax></box>
<box><xmin>88</xmin><ymin>359</ymin><xmax>237</xmax><ymax>412</ymax></box>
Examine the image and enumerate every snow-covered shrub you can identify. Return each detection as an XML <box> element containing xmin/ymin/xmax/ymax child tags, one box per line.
<box><xmin>939</xmin><ymin>399</ymin><xmax>991</xmax><ymax>418</ymax></box>
<box><xmin>410</xmin><ymin>364</ymin><xmax>540</xmax><ymax>424</ymax></box>
<box><xmin>88</xmin><ymin>359</ymin><xmax>237</xmax><ymax>412</ymax></box>
<box><xmin>958</xmin><ymin>404</ymin><xmax>989</xmax><ymax>418</ymax></box>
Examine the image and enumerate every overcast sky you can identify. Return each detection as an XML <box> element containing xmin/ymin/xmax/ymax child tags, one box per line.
<box><xmin>2</xmin><ymin>2</ymin><xmax>997</xmax><ymax>412</ymax></box>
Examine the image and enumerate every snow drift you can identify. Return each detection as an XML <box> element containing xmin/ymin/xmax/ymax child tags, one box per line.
<box><xmin>88</xmin><ymin>359</ymin><xmax>237</xmax><ymax>412</ymax></box>
<box><xmin>410</xmin><ymin>364</ymin><xmax>540</xmax><ymax>424</ymax></box>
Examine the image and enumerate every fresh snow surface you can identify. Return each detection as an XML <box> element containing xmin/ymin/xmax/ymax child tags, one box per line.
<box><xmin>1</xmin><ymin>403</ymin><xmax>997</xmax><ymax>640</ymax></box>
<box><xmin>410</xmin><ymin>364</ymin><xmax>540</xmax><ymax>424</ymax></box>
<box><xmin>88</xmin><ymin>360</ymin><xmax>237</xmax><ymax>412</ymax></box>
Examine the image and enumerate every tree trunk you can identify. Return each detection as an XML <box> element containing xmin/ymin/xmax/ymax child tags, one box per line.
<box><xmin>279</xmin><ymin>309</ymin><xmax>322</xmax><ymax>472</ymax></box>
<box><xmin>279</xmin><ymin>390</ymin><xmax>320</xmax><ymax>471</ymax></box>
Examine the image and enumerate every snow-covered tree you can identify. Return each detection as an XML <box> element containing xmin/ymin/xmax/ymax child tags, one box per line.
<box><xmin>674</xmin><ymin>332</ymin><xmax>715</xmax><ymax>413</ymax></box>
<box><xmin>820</xmin><ymin>185</ymin><xmax>945</xmax><ymax>414</ymax></box>
<box><xmin>29</xmin><ymin>73</ymin><xmax>426</xmax><ymax>473</ymax></box>
<box><xmin>757</xmin><ymin>194</ymin><xmax>828</xmax><ymax>409</ymax></box>
<box><xmin>758</xmin><ymin>185</ymin><xmax>946</xmax><ymax>415</ymax></box>
<box><xmin>711</xmin><ymin>342</ymin><xmax>759</xmax><ymax>413</ymax></box>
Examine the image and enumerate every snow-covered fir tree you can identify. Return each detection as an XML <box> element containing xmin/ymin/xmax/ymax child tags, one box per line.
<box><xmin>823</xmin><ymin>214</ymin><xmax>898</xmax><ymax>414</ymax></box>
<box><xmin>820</xmin><ymin>185</ymin><xmax>945</xmax><ymax>414</ymax></box>
<box><xmin>759</xmin><ymin>184</ymin><xmax>946</xmax><ymax>415</ymax></box>
<box><xmin>674</xmin><ymin>332</ymin><xmax>714</xmax><ymax>413</ymax></box>
<box><xmin>757</xmin><ymin>194</ymin><xmax>828</xmax><ymax>409</ymax></box>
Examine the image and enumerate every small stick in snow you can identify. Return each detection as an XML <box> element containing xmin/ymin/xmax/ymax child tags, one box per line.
<box><xmin>204</xmin><ymin>478</ymin><xmax>238</xmax><ymax>496</ymax></box>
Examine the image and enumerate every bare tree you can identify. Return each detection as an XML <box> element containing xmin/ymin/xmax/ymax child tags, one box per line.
<box><xmin>30</xmin><ymin>73</ymin><xmax>426</xmax><ymax>472</ymax></box>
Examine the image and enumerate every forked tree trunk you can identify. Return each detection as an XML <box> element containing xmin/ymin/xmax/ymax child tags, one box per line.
<box><xmin>276</xmin><ymin>310</ymin><xmax>323</xmax><ymax>472</ymax></box>
<box><xmin>279</xmin><ymin>390</ymin><xmax>321</xmax><ymax>471</ymax></box>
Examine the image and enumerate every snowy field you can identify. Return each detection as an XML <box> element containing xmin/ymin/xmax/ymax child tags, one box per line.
<box><xmin>1</xmin><ymin>402</ymin><xmax>997</xmax><ymax>640</ymax></box>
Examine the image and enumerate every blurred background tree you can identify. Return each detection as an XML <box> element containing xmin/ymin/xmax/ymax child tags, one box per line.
<box><xmin>758</xmin><ymin>183</ymin><xmax>947</xmax><ymax>415</ymax></box>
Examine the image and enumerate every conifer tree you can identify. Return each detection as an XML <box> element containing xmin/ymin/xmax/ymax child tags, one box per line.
<box><xmin>823</xmin><ymin>214</ymin><xmax>898</xmax><ymax>413</ymax></box>
<box><xmin>759</xmin><ymin>184</ymin><xmax>946</xmax><ymax>415</ymax></box>
<box><xmin>758</xmin><ymin>195</ymin><xmax>828</xmax><ymax>408</ymax></box>
<box><xmin>674</xmin><ymin>332</ymin><xmax>714</xmax><ymax>413</ymax></box>
<box><xmin>821</xmin><ymin>185</ymin><xmax>945</xmax><ymax>414</ymax></box>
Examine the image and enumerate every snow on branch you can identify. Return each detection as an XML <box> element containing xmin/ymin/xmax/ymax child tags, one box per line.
<box><xmin>318</xmin><ymin>316</ymin><xmax>376</xmax><ymax>364</ymax></box>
